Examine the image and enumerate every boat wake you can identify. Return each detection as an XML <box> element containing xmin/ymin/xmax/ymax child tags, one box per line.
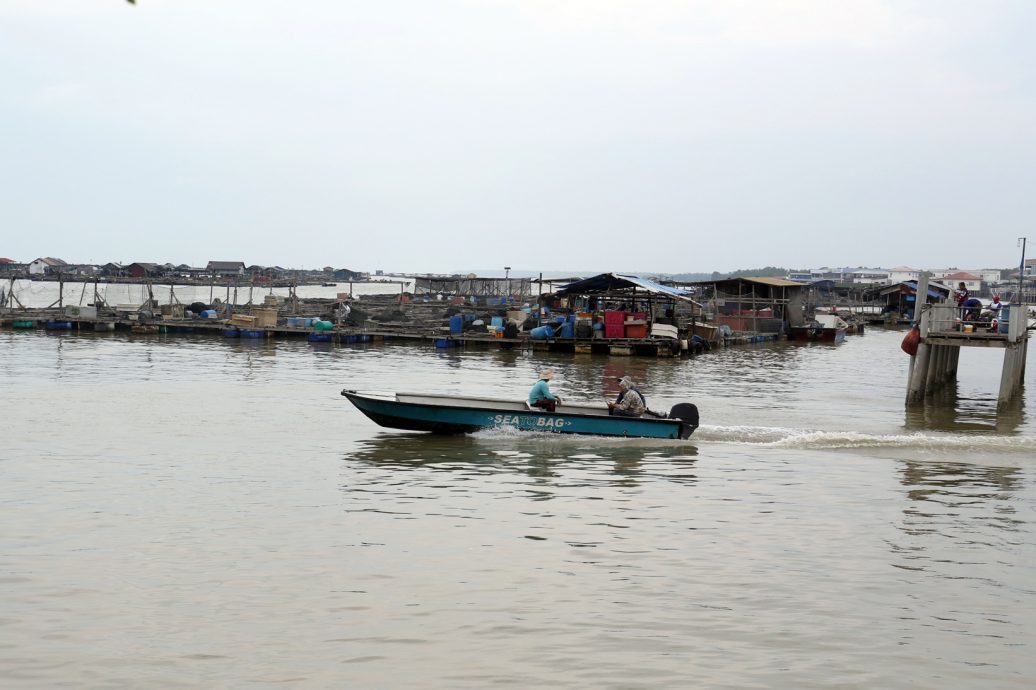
<box><xmin>696</xmin><ymin>424</ymin><xmax>1036</xmax><ymax>457</ymax></box>
<box><xmin>469</xmin><ymin>425</ymin><xmax>696</xmax><ymax>448</ymax></box>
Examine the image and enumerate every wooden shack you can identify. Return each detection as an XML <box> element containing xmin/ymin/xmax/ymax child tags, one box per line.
<box><xmin>875</xmin><ymin>280</ymin><xmax>951</xmax><ymax>320</ymax></box>
<box><xmin>689</xmin><ymin>277</ymin><xmax>806</xmax><ymax>335</ymax></box>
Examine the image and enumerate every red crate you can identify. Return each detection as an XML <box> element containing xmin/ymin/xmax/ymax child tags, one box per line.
<box><xmin>625</xmin><ymin>324</ymin><xmax>648</xmax><ymax>339</ymax></box>
<box><xmin>604</xmin><ymin>310</ymin><xmax>626</xmax><ymax>325</ymax></box>
<box><xmin>604</xmin><ymin>324</ymin><xmax>625</xmax><ymax>339</ymax></box>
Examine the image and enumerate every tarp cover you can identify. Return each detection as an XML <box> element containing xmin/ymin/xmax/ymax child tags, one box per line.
<box><xmin>553</xmin><ymin>273</ymin><xmax>699</xmax><ymax>303</ymax></box>
<box><xmin>904</xmin><ymin>280</ymin><xmax>950</xmax><ymax>300</ymax></box>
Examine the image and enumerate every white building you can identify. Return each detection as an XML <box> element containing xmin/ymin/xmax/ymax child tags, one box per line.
<box><xmin>941</xmin><ymin>271</ymin><xmax>983</xmax><ymax>294</ymax></box>
<box><xmin>849</xmin><ymin>268</ymin><xmax>891</xmax><ymax>284</ymax></box>
<box><xmin>28</xmin><ymin>257</ymin><xmax>68</xmax><ymax>276</ymax></box>
<box><xmin>886</xmin><ymin>266</ymin><xmax>921</xmax><ymax>283</ymax></box>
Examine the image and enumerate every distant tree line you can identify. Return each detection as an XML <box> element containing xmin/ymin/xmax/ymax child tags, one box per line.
<box><xmin>668</xmin><ymin>267</ymin><xmax>797</xmax><ymax>282</ymax></box>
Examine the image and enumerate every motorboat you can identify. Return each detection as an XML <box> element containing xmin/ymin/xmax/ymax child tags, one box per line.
<box><xmin>341</xmin><ymin>390</ymin><xmax>699</xmax><ymax>439</ymax></box>
<box><xmin>788</xmin><ymin>313</ymin><xmax>849</xmax><ymax>343</ymax></box>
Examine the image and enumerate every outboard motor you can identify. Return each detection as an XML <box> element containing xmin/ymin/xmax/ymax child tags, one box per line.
<box><xmin>668</xmin><ymin>403</ymin><xmax>700</xmax><ymax>439</ymax></box>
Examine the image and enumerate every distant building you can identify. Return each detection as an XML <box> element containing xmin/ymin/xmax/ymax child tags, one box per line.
<box><xmin>810</xmin><ymin>267</ymin><xmax>857</xmax><ymax>283</ymax></box>
<box><xmin>0</xmin><ymin>258</ymin><xmax>27</xmax><ymax>276</ymax></box>
<box><xmin>102</xmin><ymin>262</ymin><xmax>126</xmax><ymax>277</ymax></box>
<box><xmin>886</xmin><ymin>266</ymin><xmax>921</xmax><ymax>283</ymax></box>
<box><xmin>967</xmin><ymin>268</ymin><xmax>1005</xmax><ymax>284</ymax></box>
<box><xmin>334</xmin><ymin>268</ymin><xmax>368</xmax><ymax>281</ymax></box>
<box><xmin>849</xmin><ymin>268</ymin><xmax>891</xmax><ymax>285</ymax></box>
<box><xmin>65</xmin><ymin>263</ymin><xmax>99</xmax><ymax>277</ymax></box>
<box><xmin>127</xmin><ymin>262</ymin><xmax>161</xmax><ymax>279</ymax></box>
<box><xmin>941</xmin><ymin>271</ymin><xmax>983</xmax><ymax>294</ymax></box>
<box><xmin>206</xmin><ymin>261</ymin><xmax>245</xmax><ymax>277</ymax></box>
<box><xmin>28</xmin><ymin>257</ymin><xmax>68</xmax><ymax>276</ymax></box>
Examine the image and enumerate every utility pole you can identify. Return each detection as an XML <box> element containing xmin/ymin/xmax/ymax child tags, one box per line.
<box><xmin>1017</xmin><ymin>237</ymin><xmax>1027</xmax><ymax>306</ymax></box>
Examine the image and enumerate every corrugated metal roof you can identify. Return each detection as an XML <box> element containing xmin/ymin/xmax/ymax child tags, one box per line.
<box><xmin>741</xmin><ymin>276</ymin><xmax>805</xmax><ymax>287</ymax></box>
<box><xmin>553</xmin><ymin>273</ymin><xmax>700</xmax><ymax>303</ymax></box>
<box><xmin>891</xmin><ymin>280</ymin><xmax>951</xmax><ymax>299</ymax></box>
<box><xmin>682</xmin><ymin>276</ymin><xmax>805</xmax><ymax>288</ymax></box>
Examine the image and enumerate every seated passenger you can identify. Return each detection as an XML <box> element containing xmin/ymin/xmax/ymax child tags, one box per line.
<box><xmin>608</xmin><ymin>376</ymin><xmax>646</xmax><ymax>417</ymax></box>
<box><xmin>528</xmin><ymin>368</ymin><xmax>561</xmax><ymax>412</ymax></box>
<box><xmin>984</xmin><ymin>295</ymin><xmax>1003</xmax><ymax>319</ymax></box>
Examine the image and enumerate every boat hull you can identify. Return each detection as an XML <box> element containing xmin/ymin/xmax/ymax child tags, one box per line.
<box><xmin>342</xmin><ymin>391</ymin><xmax>695</xmax><ymax>439</ymax></box>
<box><xmin>788</xmin><ymin>326</ymin><xmax>847</xmax><ymax>343</ymax></box>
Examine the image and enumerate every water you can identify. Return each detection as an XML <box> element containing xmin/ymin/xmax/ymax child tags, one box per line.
<box><xmin>1</xmin><ymin>328</ymin><xmax>1033</xmax><ymax>688</ymax></box>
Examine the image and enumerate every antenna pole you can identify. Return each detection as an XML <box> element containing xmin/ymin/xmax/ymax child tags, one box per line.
<box><xmin>1018</xmin><ymin>237</ymin><xmax>1027</xmax><ymax>306</ymax></box>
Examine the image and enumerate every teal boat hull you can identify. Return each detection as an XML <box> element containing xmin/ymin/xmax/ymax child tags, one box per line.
<box><xmin>341</xmin><ymin>390</ymin><xmax>697</xmax><ymax>439</ymax></box>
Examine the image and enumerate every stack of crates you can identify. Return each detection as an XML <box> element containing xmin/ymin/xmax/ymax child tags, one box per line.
<box><xmin>604</xmin><ymin>310</ymin><xmax>626</xmax><ymax>339</ymax></box>
<box><xmin>625</xmin><ymin>311</ymin><xmax>648</xmax><ymax>339</ymax></box>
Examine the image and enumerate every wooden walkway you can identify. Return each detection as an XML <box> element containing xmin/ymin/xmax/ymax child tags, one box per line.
<box><xmin>1</xmin><ymin>315</ymin><xmax>705</xmax><ymax>357</ymax></box>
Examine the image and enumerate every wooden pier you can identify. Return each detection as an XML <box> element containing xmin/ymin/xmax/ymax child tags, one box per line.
<box><xmin>906</xmin><ymin>277</ymin><xmax>1029</xmax><ymax>406</ymax></box>
<box><xmin>0</xmin><ymin>314</ymin><xmax>722</xmax><ymax>357</ymax></box>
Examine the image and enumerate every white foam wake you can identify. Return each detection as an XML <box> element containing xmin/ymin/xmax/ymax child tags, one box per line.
<box><xmin>695</xmin><ymin>424</ymin><xmax>1036</xmax><ymax>455</ymax></box>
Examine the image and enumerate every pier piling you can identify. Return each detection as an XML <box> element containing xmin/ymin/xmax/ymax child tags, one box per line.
<box><xmin>906</xmin><ymin>275</ymin><xmax>1028</xmax><ymax>407</ymax></box>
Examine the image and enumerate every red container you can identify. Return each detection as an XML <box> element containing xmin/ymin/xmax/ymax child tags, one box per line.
<box><xmin>604</xmin><ymin>324</ymin><xmax>625</xmax><ymax>339</ymax></box>
<box><xmin>628</xmin><ymin>311</ymin><xmax>647</xmax><ymax>321</ymax></box>
<box><xmin>625</xmin><ymin>324</ymin><xmax>648</xmax><ymax>339</ymax></box>
<box><xmin>604</xmin><ymin>310</ymin><xmax>626</xmax><ymax>325</ymax></box>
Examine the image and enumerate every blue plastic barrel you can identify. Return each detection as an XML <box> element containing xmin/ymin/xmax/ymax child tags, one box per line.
<box><xmin>560</xmin><ymin>322</ymin><xmax>574</xmax><ymax>338</ymax></box>
<box><xmin>530</xmin><ymin>325</ymin><xmax>554</xmax><ymax>339</ymax></box>
<box><xmin>449</xmin><ymin>314</ymin><xmax>464</xmax><ymax>334</ymax></box>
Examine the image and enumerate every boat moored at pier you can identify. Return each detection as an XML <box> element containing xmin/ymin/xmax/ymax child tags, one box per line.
<box><xmin>788</xmin><ymin>314</ymin><xmax>849</xmax><ymax>343</ymax></box>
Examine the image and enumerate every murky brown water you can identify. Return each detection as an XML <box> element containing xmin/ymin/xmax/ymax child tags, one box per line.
<box><xmin>1</xmin><ymin>328</ymin><xmax>1033</xmax><ymax>688</ymax></box>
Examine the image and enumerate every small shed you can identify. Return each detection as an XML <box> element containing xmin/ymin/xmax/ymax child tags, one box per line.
<box><xmin>687</xmin><ymin>276</ymin><xmax>806</xmax><ymax>334</ymax></box>
<box><xmin>876</xmin><ymin>281</ymin><xmax>951</xmax><ymax>319</ymax></box>
<box><xmin>413</xmin><ymin>275</ymin><xmax>533</xmax><ymax>302</ymax></box>
<box><xmin>551</xmin><ymin>273</ymin><xmax>702</xmax><ymax>328</ymax></box>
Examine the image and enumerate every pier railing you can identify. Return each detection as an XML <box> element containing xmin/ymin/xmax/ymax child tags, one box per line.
<box><xmin>924</xmin><ymin>302</ymin><xmax>1024</xmax><ymax>342</ymax></box>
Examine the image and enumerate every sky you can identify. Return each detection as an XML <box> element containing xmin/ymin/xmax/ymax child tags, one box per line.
<box><xmin>2</xmin><ymin>1</ymin><xmax>1035</xmax><ymax>275</ymax></box>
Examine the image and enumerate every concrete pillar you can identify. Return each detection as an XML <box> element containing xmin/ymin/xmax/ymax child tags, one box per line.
<box><xmin>924</xmin><ymin>343</ymin><xmax>941</xmax><ymax>393</ymax></box>
<box><xmin>906</xmin><ymin>341</ymin><xmax>931</xmax><ymax>403</ymax></box>
<box><xmin>998</xmin><ymin>342</ymin><xmax>1027</xmax><ymax>406</ymax></box>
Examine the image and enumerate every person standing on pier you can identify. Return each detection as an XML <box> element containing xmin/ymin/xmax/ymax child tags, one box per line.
<box><xmin>955</xmin><ymin>282</ymin><xmax>970</xmax><ymax>308</ymax></box>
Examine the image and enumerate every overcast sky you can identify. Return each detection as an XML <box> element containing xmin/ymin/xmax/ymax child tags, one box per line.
<box><xmin>2</xmin><ymin>1</ymin><xmax>1034</xmax><ymax>275</ymax></box>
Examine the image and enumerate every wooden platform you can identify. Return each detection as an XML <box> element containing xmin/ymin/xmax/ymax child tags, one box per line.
<box><xmin>925</xmin><ymin>328</ymin><xmax>1012</xmax><ymax>347</ymax></box>
<box><xmin>0</xmin><ymin>316</ymin><xmax>695</xmax><ymax>357</ymax></box>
